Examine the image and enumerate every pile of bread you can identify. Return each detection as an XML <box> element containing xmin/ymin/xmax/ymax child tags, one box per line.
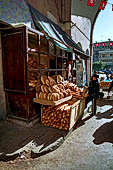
<box><xmin>35</xmin><ymin>75</ymin><xmax>88</xmax><ymax>101</ymax></box>
<box><xmin>41</xmin><ymin>101</ymin><xmax>75</xmax><ymax>131</ymax></box>
<box><xmin>28</xmin><ymin>55</ymin><xmax>37</xmax><ymax>69</ymax></box>
<box><xmin>63</xmin><ymin>81</ymin><xmax>88</xmax><ymax>99</ymax></box>
<box><xmin>29</xmin><ymin>72</ymin><xmax>40</xmax><ymax>88</ymax></box>
<box><xmin>36</xmin><ymin>76</ymin><xmax>71</xmax><ymax>101</ymax></box>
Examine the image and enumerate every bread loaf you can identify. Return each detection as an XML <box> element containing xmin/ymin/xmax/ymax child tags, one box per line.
<box><xmin>41</xmin><ymin>76</ymin><xmax>47</xmax><ymax>85</ymax></box>
<box><xmin>43</xmin><ymin>93</ymin><xmax>48</xmax><ymax>100</ymax></box>
<box><xmin>39</xmin><ymin>92</ymin><xmax>43</xmax><ymax>99</ymax></box>
<box><xmin>59</xmin><ymin>92</ymin><xmax>64</xmax><ymax>99</ymax></box>
<box><xmin>66</xmin><ymin>89</ymin><xmax>71</xmax><ymax>96</ymax></box>
<box><xmin>52</xmin><ymin>85</ymin><xmax>60</xmax><ymax>93</ymax></box>
<box><xmin>45</xmin><ymin>78</ymin><xmax>50</xmax><ymax>86</ymax></box>
<box><xmin>47</xmin><ymin>93</ymin><xmax>52</xmax><ymax>100</ymax></box>
<box><xmin>48</xmin><ymin>76</ymin><xmax>56</xmax><ymax>86</ymax></box>
<box><xmin>62</xmin><ymin>91</ymin><xmax>67</xmax><ymax>97</ymax></box>
<box><xmin>41</xmin><ymin>93</ymin><xmax>45</xmax><ymax>99</ymax></box>
<box><xmin>48</xmin><ymin>87</ymin><xmax>53</xmax><ymax>93</ymax></box>
<box><xmin>51</xmin><ymin>93</ymin><xmax>59</xmax><ymax>101</ymax></box>
<box><xmin>51</xmin><ymin>93</ymin><xmax>56</xmax><ymax>101</ymax></box>
<box><xmin>44</xmin><ymin>85</ymin><xmax>49</xmax><ymax>93</ymax></box>
<box><xmin>41</xmin><ymin>85</ymin><xmax>45</xmax><ymax>93</ymax></box>
<box><xmin>58</xmin><ymin>84</ymin><xmax>65</xmax><ymax>90</ymax></box>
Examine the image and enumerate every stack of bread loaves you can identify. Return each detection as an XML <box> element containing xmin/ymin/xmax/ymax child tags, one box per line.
<box><xmin>41</xmin><ymin>101</ymin><xmax>75</xmax><ymax>131</ymax></box>
<box><xmin>36</xmin><ymin>76</ymin><xmax>71</xmax><ymax>101</ymax></box>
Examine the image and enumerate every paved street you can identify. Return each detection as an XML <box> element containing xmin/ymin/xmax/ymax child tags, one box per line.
<box><xmin>0</xmin><ymin>99</ymin><xmax>113</xmax><ymax>170</ymax></box>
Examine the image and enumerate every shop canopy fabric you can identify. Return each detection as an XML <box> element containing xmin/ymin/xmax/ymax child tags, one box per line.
<box><xmin>27</xmin><ymin>3</ymin><xmax>89</xmax><ymax>58</ymax></box>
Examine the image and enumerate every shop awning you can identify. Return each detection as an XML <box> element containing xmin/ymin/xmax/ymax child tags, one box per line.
<box><xmin>27</xmin><ymin>3</ymin><xmax>89</xmax><ymax>58</ymax></box>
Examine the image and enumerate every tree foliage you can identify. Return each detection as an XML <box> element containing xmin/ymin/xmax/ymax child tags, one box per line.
<box><xmin>93</xmin><ymin>61</ymin><xmax>105</xmax><ymax>71</ymax></box>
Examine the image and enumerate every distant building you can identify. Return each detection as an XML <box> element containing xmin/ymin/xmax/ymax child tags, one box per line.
<box><xmin>93</xmin><ymin>41</ymin><xmax>113</xmax><ymax>70</ymax></box>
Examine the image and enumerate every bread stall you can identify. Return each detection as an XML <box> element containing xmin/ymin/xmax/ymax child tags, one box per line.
<box><xmin>1</xmin><ymin>25</ymin><xmax>71</xmax><ymax>123</ymax></box>
<box><xmin>33</xmin><ymin>76</ymin><xmax>88</xmax><ymax>131</ymax></box>
<box><xmin>2</xmin><ymin>24</ymin><xmax>88</xmax><ymax>129</ymax></box>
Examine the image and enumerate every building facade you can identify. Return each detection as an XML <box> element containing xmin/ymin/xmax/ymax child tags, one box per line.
<box><xmin>93</xmin><ymin>41</ymin><xmax>113</xmax><ymax>70</ymax></box>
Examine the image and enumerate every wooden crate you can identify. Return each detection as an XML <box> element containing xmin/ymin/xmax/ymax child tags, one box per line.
<box><xmin>41</xmin><ymin>100</ymin><xmax>80</xmax><ymax>131</ymax></box>
<box><xmin>69</xmin><ymin>100</ymin><xmax>80</xmax><ymax>130</ymax></box>
<box><xmin>75</xmin><ymin>98</ymin><xmax>86</xmax><ymax>122</ymax></box>
<box><xmin>71</xmin><ymin>97</ymin><xmax>86</xmax><ymax>122</ymax></box>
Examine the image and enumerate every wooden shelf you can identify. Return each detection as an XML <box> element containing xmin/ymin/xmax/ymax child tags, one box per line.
<box><xmin>28</xmin><ymin>49</ymin><xmax>49</xmax><ymax>56</ymax></box>
<box><xmin>28</xmin><ymin>68</ymin><xmax>68</xmax><ymax>72</ymax></box>
<box><xmin>28</xmin><ymin>51</ymin><xmax>39</xmax><ymax>56</ymax></box>
<box><xmin>28</xmin><ymin>69</ymin><xmax>39</xmax><ymax>72</ymax></box>
<box><xmin>33</xmin><ymin>95</ymin><xmax>72</xmax><ymax>106</ymax></box>
<box><xmin>57</xmin><ymin>55</ymin><xmax>67</xmax><ymax>59</ymax></box>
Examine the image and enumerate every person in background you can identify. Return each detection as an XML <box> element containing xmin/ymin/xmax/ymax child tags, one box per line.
<box><xmin>110</xmin><ymin>73</ymin><xmax>113</xmax><ymax>80</ymax></box>
<box><xmin>107</xmin><ymin>80</ymin><xmax>113</xmax><ymax>99</ymax></box>
<box><xmin>106</xmin><ymin>74</ymin><xmax>110</xmax><ymax>80</ymax></box>
<box><xmin>85</xmin><ymin>73</ymin><xmax>100</xmax><ymax>115</ymax></box>
<box><xmin>108</xmin><ymin>80</ymin><xmax>113</xmax><ymax>93</ymax></box>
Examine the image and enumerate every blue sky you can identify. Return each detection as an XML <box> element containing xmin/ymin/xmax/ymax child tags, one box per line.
<box><xmin>93</xmin><ymin>0</ymin><xmax>113</xmax><ymax>43</ymax></box>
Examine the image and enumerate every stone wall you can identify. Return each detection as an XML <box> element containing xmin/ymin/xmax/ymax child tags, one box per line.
<box><xmin>0</xmin><ymin>32</ymin><xmax>6</xmax><ymax>120</ymax></box>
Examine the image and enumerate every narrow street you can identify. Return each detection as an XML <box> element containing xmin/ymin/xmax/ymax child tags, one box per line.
<box><xmin>0</xmin><ymin>99</ymin><xmax>113</xmax><ymax>170</ymax></box>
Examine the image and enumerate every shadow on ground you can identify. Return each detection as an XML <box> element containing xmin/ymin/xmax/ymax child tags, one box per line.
<box><xmin>0</xmin><ymin>120</ymin><xmax>67</xmax><ymax>162</ymax></box>
<box><xmin>93</xmin><ymin>100</ymin><xmax>113</xmax><ymax>145</ymax></box>
<box><xmin>1</xmin><ymin>100</ymin><xmax>111</xmax><ymax>162</ymax></box>
<box><xmin>0</xmin><ymin>111</ymin><xmax>93</xmax><ymax>162</ymax></box>
<box><xmin>93</xmin><ymin>120</ymin><xmax>113</xmax><ymax>145</ymax></box>
<box><xmin>97</xmin><ymin>99</ymin><xmax>113</xmax><ymax>107</ymax></box>
<box><xmin>74</xmin><ymin>114</ymin><xmax>93</xmax><ymax>129</ymax></box>
<box><xmin>96</xmin><ymin>108</ymin><xmax>113</xmax><ymax>120</ymax></box>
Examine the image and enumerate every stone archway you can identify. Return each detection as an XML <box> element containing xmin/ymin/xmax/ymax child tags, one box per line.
<box><xmin>71</xmin><ymin>0</ymin><xmax>102</xmax><ymax>78</ymax></box>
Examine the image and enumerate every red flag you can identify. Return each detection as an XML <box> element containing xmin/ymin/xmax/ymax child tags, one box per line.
<box><xmin>99</xmin><ymin>1</ymin><xmax>107</xmax><ymax>10</ymax></box>
<box><xmin>88</xmin><ymin>0</ymin><xmax>95</xmax><ymax>7</ymax></box>
<box><xmin>112</xmin><ymin>4</ymin><xmax>113</xmax><ymax>11</ymax></box>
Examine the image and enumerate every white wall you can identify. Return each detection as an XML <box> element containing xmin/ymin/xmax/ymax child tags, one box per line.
<box><xmin>71</xmin><ymin>15</ymin><xmax>91</xmax><ymax>53</ymax></box>
<box><xmin>71</xmin><ymin>15</ymin><xmax>91</xmax><ymax>84</ymax></box>
<box><xmin>0</xmin><ymin>31</ymin><xmax>6</xmax><ymax>120</ymax></box>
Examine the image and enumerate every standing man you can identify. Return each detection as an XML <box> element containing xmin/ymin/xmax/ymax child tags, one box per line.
<box><xmin>86</xmin><ymin>73</ymin><xmax>100</xmax><ymax>115</ymax></box>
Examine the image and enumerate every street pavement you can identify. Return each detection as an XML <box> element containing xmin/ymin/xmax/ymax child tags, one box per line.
<box><xmin>0</xmin><ymin>98</ymin><xmax>113</xmax><ymax>170</ymax></box>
